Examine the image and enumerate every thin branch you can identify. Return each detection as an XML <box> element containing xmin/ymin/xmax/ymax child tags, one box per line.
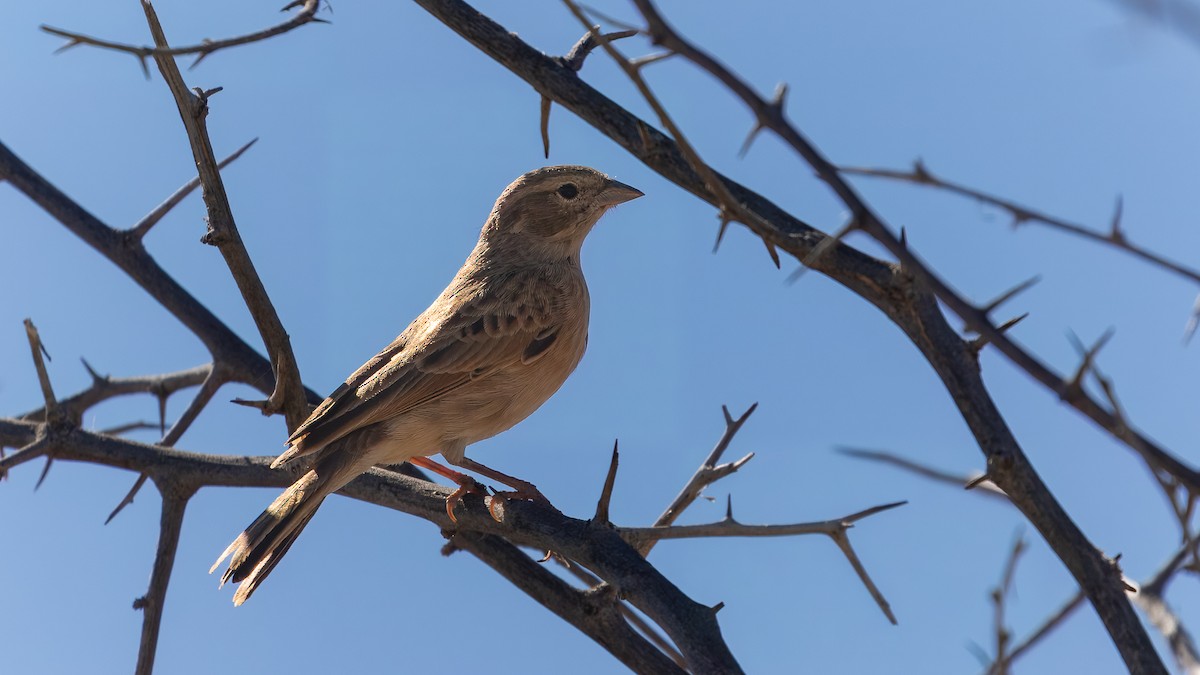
<box><xmin>139</xmin><ymin>1</ymin><xmax>308</xmax><ymax>432</ymax></box>
<box><xmin>643</xmin><ymin>403</ymin><xmax>757</xmax><ymax>556</ymax></box>
<box><xmin>129</xmin><ymin>138</ymin><xmax>257</xmax><ymax>240</ymax></box>
<box><xmin>837</xmin><ymin>447</ymin><xmax>1008</xmax><ymax>501</ymax></box>
<box><xmin>839</xmin><ymin>162</ymin><xmax>1200</xmax><ymax>287</ymax></box>
<box><xmin>620</xmin><ymin>501</ymin><xmax>905</xmax><ymax>624</ymax></box>
<box><xmin>133</xmin><ymin>479</ymin><xmax>194</xmax><ymax>675</ymax></box>
<box><xmin>42</xmin><ymin>0</ymin><xmax>323</xmax><ymax>71</ymax></box>
<box><xmin>19</xmin><ymin>363</ymin><xmax>211</xmax><ymax>425</ymax></box>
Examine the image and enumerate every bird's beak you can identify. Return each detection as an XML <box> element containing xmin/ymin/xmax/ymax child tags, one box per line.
<box><xmin>597</xmin><ymin>179</ymin><xmax>644</xmax><ymax>206</ymax></box>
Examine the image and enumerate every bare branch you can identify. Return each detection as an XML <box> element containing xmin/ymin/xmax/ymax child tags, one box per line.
<box><xmin>643</xmin><ymin>403</ymin><xmax>756</xmax><ymax>556</ymax></box>
<box><xmin>129</xmin><ymin>138</ymin><xmax>257</xmax><ymax>240</ymax></box>
<box><xmin>837</xmin><ymin>447</ymin><xmax>1008</xmax><ymax>501</ymax></box>
<box><xmin>41</xmin><ymin>0</ymin><xmax>323</xmax><ymax>67</ymax></box>
<box><xmin>133</xmin><ymin>479</ymin><xmax>194</xmax><ymax>675</ymax></box>
<box><xmin>621</xmin><ymin>501</ymin><xmax>905</xmax><ymax>624</ymax></box>
<box><xmin>839</xmin><ymin>162</ymin><xmax>1200</xmax><ymax>287</ymax></box>
<box><xmin>139</xmin><ymin>1</ymin><xmax>309</xmax><ymax>431</ymax></box>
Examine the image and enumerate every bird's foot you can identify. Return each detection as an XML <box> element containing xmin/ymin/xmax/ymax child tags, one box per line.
<box><xmin>486</xmin><ymin>480</ymin><xmax>553</xmax><ymax>522</ymax></box>
<box><xmin>445</xmin><ymin>475</ymin><xmax>488</xmax><ymax>524</ymax></box>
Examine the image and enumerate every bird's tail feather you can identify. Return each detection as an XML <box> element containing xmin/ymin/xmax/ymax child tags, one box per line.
<box><xmin>211</xmin><ymin>459</ymin><xmax>352</xmax><ymax>605</ymax></box>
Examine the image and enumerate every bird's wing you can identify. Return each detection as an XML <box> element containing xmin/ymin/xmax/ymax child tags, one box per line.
<box><xmin>277</xmin><ymin>270</ymin><xmax>564</xmax><ymax>464</ymax></box>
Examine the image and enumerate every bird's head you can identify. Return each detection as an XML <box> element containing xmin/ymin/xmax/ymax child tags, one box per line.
<box><xmin>482</xmin><ymin>165</ymin><xmax>643</xmax><ymax>260</ymax></box>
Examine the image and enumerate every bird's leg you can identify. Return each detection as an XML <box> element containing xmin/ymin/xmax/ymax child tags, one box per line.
<box><xmin>446</xmin><ymin>456</ymin><xmax>554</xmax><ymax>521</ymax></box>
<box><xmin>408</xmin><ymin>456</ymin><xmax>486</xmax><ymax>523</ymax></box>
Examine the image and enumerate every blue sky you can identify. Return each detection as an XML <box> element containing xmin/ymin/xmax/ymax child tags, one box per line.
<box><xmin>3</xmin><ymin>1</ymin><xmax>1199</xmax><ymax>673</ymax></box>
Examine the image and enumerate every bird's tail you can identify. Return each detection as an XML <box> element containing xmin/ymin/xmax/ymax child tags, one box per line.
<box><xmin>210</xmin><ymin>457</ymin><xmax>357</xmax><ymax>605</ymax></box>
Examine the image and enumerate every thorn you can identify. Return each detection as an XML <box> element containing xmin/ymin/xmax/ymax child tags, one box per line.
<box><xmin>1109</xmin><ymin>194</ymin><xmax>1124</xmax><ymax>243</ymax></box>
<box><xmin>965</xmin><ymin>474</ymin><xmax>991</xmax><ymax>490</ymax></box>
<box><xmin>724</xmin><ymin>494</ymin><xmax>734</xmax><ymax>521</ymax></box>
<box><xmin>53</xmin><ymin>38</ymin><xmax>83</xmax><ymax>55</ymax></box>
<box><xmin>197</xmin><ymin>86</ymin><xmax>223</xmax><ymax>100</ymax></box>
<box><xmin>762</xmin><ymin>238</ymin><xmax>781</xmax><ymax>268</ymax></box>
<box><xmin>80</xmin><ymin>357</ymin><xmax>105</xmax><ymax>383</ymax></box>
<box><xmin>593</xmin><ymin>440</ymin><xmax>620</xmax><ymax>524</ymax></box>
<box><xmin>629</xmin><ymin>51</ymin><xmax>674</xmax><ymax>70</ymax></box>
<box><xmin>721</xmin><ymin>404</ymin><xmax>733</xmax><ymax>426</ymax></box>
<box><xmin>35</xmin><ymin>456</ymin><xmax>54</xmax><ymax>490</ymax></box>
<box><xmin>911</xmin><ymin>158</ymin><xmax>932</xmax><ymax>183</ymax></box>
<box><xmin>309</xmin><ymin>16</ymin><xmax>332</xmax><ymax>24</ymax></box>
<box><xmin>968</xmin><ymin>313</ymin><xmax>1029</xmax><ymax>354</ymax></box>
<box><xmin>157</xmin><ymin>393</ymin><xmax>168</xmax><ymax>435</ymax></box>
<box><xmin>981</xmin><ymin>276</ymin><xmax>1041</xmax><ymax>315</ymax></box>
<box><xmin>711</xmin><ymin>601</ymin><xmax>725</xmax><ymax>614</ymax></box>
<box><xmin>137</xmin><ymin>55</ymin><xmax>150</xmax><ymax>80</ymax></box>
<box><xmin>712</xmin><ymin>210</ymin><xmax>735</xmax><ymax>253</ymax></box>
<box><xmin>737</xmin><ymin>123</ymin><xmax>764</xmax><ymax>159</ymax></box>
<box><xmin>1065</xmin><ymin>328</ymin><xmax>1115</xmax><ymax>394</ymax></box>
<box><xmin>106</xmin><ymin>474</ymin><xmax>149</xmax><ymax>524</ymax></box>
<box><xmin>899</xmin><ymin>226</ymin><xmax>908</xmax><ymax>250</ymax></box>
<box><xmin>769</xmin><ymin>82</ymin><xmax>788</xmax><ymax>111</ymax></box>
<box><xmin>189</xmin><ymin>50</ymin><xmax>211</xmax><ymax>70</ymax></box>
<box><xmin>538</xmin><ymin>550</ymin><xmax>553</xmax><ymax>563</ymax></box>
<box><xmin>540</xmin><ymin>96</ymin><xmax>552</xmax><ymax>159</ymax></box>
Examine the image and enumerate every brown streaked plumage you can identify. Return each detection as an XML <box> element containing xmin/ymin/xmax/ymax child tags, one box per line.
<box><xmin>211</xmin><ymin>165</ymin><xmax>642</xmax><ymax>605</ymax></box>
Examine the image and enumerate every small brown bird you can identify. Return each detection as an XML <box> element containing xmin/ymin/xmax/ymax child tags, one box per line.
<box><xmin>211</xmin><ymin>165</ymin><xmax>642</xmax><ymax>605</ymax></box>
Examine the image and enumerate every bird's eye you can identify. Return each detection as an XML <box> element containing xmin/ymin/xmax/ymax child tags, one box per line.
<box><xmin>557</xmin><ymin>183</ymin><xmax>579</xmax><ymax>200</ymax></box>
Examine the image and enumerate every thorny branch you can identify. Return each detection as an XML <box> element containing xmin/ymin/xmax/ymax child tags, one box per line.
<box><xmin>407</xmin><ymin>0</ymin><xmax>1173</xmax><ymax>670</ymax></box>
<box><xmin>139</xmin><ymin>0</ymin><xmax>309</xmax><ymax>433</ymax></box>
<box><xmin>42</xmin><ymin>0</ymin><xmax>323</xmax><ymax>73</ymax></box>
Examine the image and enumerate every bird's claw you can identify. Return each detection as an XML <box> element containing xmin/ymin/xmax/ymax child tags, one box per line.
<box><xmin>445</xmin><ymin>476</ymin><xmax>488</xmax><ymax>523</ymax></box>
<box><xmin>486</xmin><ymin>484</ymin><xmax>553</xmax><ymax>522</ymax></box>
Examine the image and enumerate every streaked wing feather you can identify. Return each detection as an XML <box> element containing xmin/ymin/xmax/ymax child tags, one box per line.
<box><xmin>284</xmin><ymin>271</ymin><xmax>558</xmax><ymax>458</ymax></box>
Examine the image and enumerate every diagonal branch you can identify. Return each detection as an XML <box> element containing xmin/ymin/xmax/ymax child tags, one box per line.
<box><xmin>838</xmin><ymin>162</ymin><xmax>1200</xmax><ymax>287</ymax></box>
<box><xmin>139</xmin><ymin>1</ymin><xmax>308</xmax><ymax>432</ymax></box>
<box><xmin>130</xmin><ymin>138</ymin><xmax>257</xmax><ymax>240</ymax></box>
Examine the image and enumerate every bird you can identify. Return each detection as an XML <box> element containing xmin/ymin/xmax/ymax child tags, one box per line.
<box><xmin>210</xmin><ymin>165</ymin><xmax>643</xmax><ymax>605</ymax></box>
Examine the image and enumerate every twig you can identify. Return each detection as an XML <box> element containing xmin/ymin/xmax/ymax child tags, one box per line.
<box><xmin>140</xmin><ymin>1</ymin><xmax>308</xmax><ymax>432</ymax></box>
<box><xmin>621</xmin><ymin>500</ymin><xmax>905</xmax><ymax>624</ymax></box>
<box><xmin>837</xmin><ymin>447</ymin><xmax>1008</xmax><ymax>501</ymax></box>
<box><xmin>643</xmin><ymin>404</ymin><xmax>757</xmax><ymax>556</ymax></box>
<box><xmin>19</xmin><ymin>363</ymin><xmax>211</xmax><ymax>425</ymax></box>
<box><xmin>541</xmin><ymin>28</ymin><xmax>638</xmax><ymax>158</ymax></box>
<box><xmin>42</xmin><ymin>0</ymin><xmax>323</xmax><ymax>72</ymax></box>
<box><xmin>839</xmin><ymin>162</ymin><xmax>1200</xmax><ymax>287</ymax></box>
<box><xmin>129</xmin><ymin>139</ymin><xmax>257</xmax><ymax>240</ymax></box>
